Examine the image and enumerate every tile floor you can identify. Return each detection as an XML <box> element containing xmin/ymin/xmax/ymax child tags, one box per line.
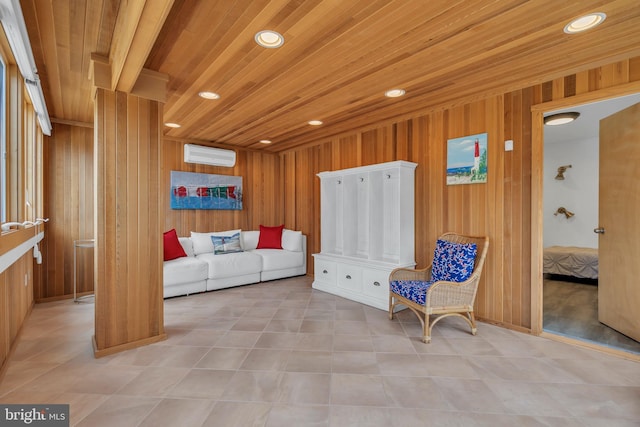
<box><xmin>1</xmin><ymin>276</ymin><xmax>639</xmax><ymax>426</ymax></box>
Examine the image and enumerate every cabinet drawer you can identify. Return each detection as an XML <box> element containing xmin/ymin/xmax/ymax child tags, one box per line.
<box><xmin>337</xmin><ymin>263</ymin><xmax>362</xmax><ymax>292</ymax></box>
<box><xmin>315</xmin><ymin>259</ymin><xmax>336</xmax><ymax>284</ymax></box>
<box><xmin>362</xmin><ymin>269</ymin><xmax>391</xmax><ymax>300</ymax></box>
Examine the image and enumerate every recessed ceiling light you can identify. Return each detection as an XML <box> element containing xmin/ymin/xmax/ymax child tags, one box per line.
<box><xmin>564</xmin><ymin>13</ymin><xmax>606</xmax><ymax>34</ymax></box>
<box><xmin>544</xmin><ymin>112</ymin><xmax>580</xmax><ymax>126</ymax></box>
<box><xmin>259</xmin><ymin>139</ymin><xmax>272</xmax><ymax>144</ymax></box>
<box><xmin>385</xmin><ymin>89</ymin><xmax>406</xmax><ymax>98</ymax></box>
<box><xmin>199</xmin><ymin>91</ymin><xmax>220</xmax><ymax>100</ymax></box>
<box><xmin>255</xmin><ymin>30</ymin><xmax>284</xmax><ymax>48</ymax></box>
<box><xmin>308</xmin><ymin>120</ymin><xmax>323</xmax><ymax>126</ymax></box>
<box><xmin>164</xmin><ymin>122</ymin><xmax>181</xmax><ymax>128</ymax></box>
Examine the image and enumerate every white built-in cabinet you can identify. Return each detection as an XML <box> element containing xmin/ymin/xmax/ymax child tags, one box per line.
<box><xmin>312</xmin><ymin>160</ymin><xmax>417</xmax><ymax>310</ymax></box>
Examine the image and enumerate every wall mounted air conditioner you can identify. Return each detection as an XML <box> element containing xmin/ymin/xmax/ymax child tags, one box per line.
<box><xmin>183</xmin><ymin>144</ymin><xmax>236</xmax><ymax>167</ymax></box>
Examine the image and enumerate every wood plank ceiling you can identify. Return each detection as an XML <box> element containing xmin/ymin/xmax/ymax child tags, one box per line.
<box><xmin>21</xmin><ymin>0</ymin><xmax>640</xmax><ymax>152</ymax></box>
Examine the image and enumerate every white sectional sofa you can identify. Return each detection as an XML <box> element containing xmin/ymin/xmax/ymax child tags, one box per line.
<box><xmin>163</xmin><ymin>229</ymin><xmax>307</xmax><ymax>298</ymax></box>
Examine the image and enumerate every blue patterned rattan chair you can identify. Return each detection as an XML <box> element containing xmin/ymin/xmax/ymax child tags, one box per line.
<box><xmin>389</xmin><ymin>232</ymin><xmax>489</xmax><ymax>343</ymax></box>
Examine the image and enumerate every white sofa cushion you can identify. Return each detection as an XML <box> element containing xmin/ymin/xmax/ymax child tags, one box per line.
<box><xmin>197</xmin><ymin>251</ymin><xmax>262</xmax><ymax>279</ymax></box>
<box><xmin>179</xmin><ymin>237</ymin><xmax>195</xmax><ymax>257</ymax></box>
<box><xmin>164</xmin><ymin>256</ymin><xmax>208</xmax><ymax>286</ymax></box>
<box><xmin>241</xmin><ymin>230</ymin><xmax>260</xmax><ymax>251</ymax></box>
<box><xmin>191</xmin><ymin>229</ymin><xmax>241</xmax><ymax>255</ymax></box>
<box><xmin>282</xmin><ymin>229</ymin><xmax>303</xmax><ymax>252</ymax></box>
<box><xmin>251</xmin><ymin>249</ymin><xmax>304</xmax><ymax>272</ymax></box>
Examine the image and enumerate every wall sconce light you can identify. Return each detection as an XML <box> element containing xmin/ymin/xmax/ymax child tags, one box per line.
<box><xmin>544</xmin><ymin>112</ymin><xmax>580</xmax><ymax>126</ymax></box>
<box><xmin>555</xmin><ymin>164</ymin><xmax>572</xmax><ymax>180</ymax></box>
<box><xmin>554</xmin><ymin>207</ymin><xmax>575</xmax><ymax>219</ymax></box>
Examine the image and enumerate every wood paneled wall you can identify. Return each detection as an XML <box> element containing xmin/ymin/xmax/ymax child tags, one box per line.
<box><xmin>0</xmin><ymin>240</ymin><xmax>35</xmax><ymax>373</ymax></box>
<box><xmin>37</xmin><ymin>123</ymin><xmax>95</xmax><ymax>301</ymax></box>
<box><xmin>162</xmin><ymin>140</ymin><xmax>283</xmax><ymax>236</ymax></box>
<box><xmin>93</xmin><ymin>89</ymin><xmax>165</xmax><ymax>356</ymax></box>
<box><xmin>281</xmin><ymin>57</ymin><xmax>640</xmax><ymax>332</ymax></box>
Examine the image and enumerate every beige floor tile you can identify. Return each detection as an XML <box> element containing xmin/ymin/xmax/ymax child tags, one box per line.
<box><xmin>137</xmin><ymin>398</ymin><xmax>215</xmax><ymax>427</ymax></box>
<box><xmin>240</xmin><ymin>349</ymin><xmax>291</xmax><ymax>371</ymax></box>
<box><xmin>213</xmin><ymin>330</ymin><xmax>261</xmax><ymax>348</ymax></box>
<box><xmin>176</xmin><ymin>329</ymin><xmax>226</xmax><ymax>347</ymax></box>
<box><xmin>221</xmin><ymin>371</ymin><xmax>283</xmax><ymax>402</ymax></box>
<box><xmin>381</xmin><ymin>376</ymin><xmax>453</xmax><ymax>410</ymax></box>
<box><xmin>202</xmin><ymin>401</ymin><xmax>271</xmax><ymax>427</ymax></box>
<box><xmin>254</xmin><ymin>332</ymin><xmax>299</xmax><ymax>349</ymax></box>
<box><xmin>264</xmin><ymin>319</ymin><xmax>302</xmax><ymax>333</ymax></box>
<box><xmin>372</xmin><ymin>334</ymin><xmax>417</xmax><ymax>353</ymax></box>
<box><xmin>284</xmin><ymin>350</ymin><xmax>332</xmax><ymax>373</ymax></box>
<box><xmin>1</xmin><ymin>276</ymin><xmax>639</xmax><ymax>427</ymax></box>
<box><xmin>167</xmin><ymin>369</ymin><xmax>235</xmax><ymax>399</ymax></box>
<box><xmin>299</xmin><ymin>320</ymin><xmax>335</xmax><ymax>334</ymax></box>
<box><xmin>278</xmin><ymin>372</ymin><xmax>331</xmax><ymax>404</ymax></box>
<box><xmin>332</xmin><ymin>334</ymin><xmax>374</xmax><ymax>352</ymax></box>
<box><xmin>330</xmin><ymin>374</ymin><xmax>389</xmax><ymax>407</ymax></box>
<box><xmin>231</xmin><ymin>317</ymin><xmax>271</xmax><ymax>332</ymax></box>
<box><xmin>195</xmin><ymin>347</ymin><xmax>250</xmax><ymax>370</ymax></box>
<box><xmin>266</xmin><ymin>404</ymin><xmax>329</xmax><ymax>427</ymax></box>
<box><xmin>332</xmin><ymin>351</ymin><xmax>379</xmax><ymax>375</ymax></box>
<box><xmin>75</xmin><ymin>395</ymin><xmax>160</xmax><ymax>427</ymax></box>
<box><xmin>294</xmin><ymin>334</ymin><xmax>334</xmax><ymax>351</ymax></box>
<box><xmin>431</xmin><ymin>377</ymin><xmax>509</xmax><ymax>414</ymax></box>
<box><xmin>115</xmin><ymin>366</ymin><xmax>190</xmax><ymax>397</ymax></box>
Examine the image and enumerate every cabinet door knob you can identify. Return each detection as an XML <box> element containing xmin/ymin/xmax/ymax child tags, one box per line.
<box><xmin>323</xmin><ymin>269</ymin><xmax>328</xmax><ymax>274</ymax></box>
<box><xmin>373</xmin><ymin>281</ymin><xmax>381</xmax><ymax>286</ymax></box>
<box><xmin>346</xmin><ymin>275</ymin><xmax>351</xmax><ymax>279</ymax></box>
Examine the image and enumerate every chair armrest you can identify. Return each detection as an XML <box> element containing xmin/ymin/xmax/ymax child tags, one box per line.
<box><xmin>389</xmin><ymin>266</ymin><xmax>432</xmax><ymax>282</ymax></box>
<box><xmin>426</xmin><ymin>275</ymin><xmax>480</xmax><ymax>307</ymax></box>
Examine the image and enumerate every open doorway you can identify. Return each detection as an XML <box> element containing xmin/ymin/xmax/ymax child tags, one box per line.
<box><xmin>541</xmin><ymin>93</ymin><xmax>640</xmax><ymax>355</ymax></box>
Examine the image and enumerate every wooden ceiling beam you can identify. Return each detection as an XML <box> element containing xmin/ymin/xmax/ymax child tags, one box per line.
<box><xmin>109</xmin><ymin>0</ymin><xmax>174</xmax><ymax>93</ymax></box>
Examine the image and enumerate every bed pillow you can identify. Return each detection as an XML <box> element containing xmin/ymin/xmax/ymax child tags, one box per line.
<box><xmin>163</xmin><ymin>229</ymin><xmax>187</xmax><ymax>261</ymax></box>
<box><xmin>282</xmin><ymin>229</ymin><xmax>303</xmax><ymax>252</ymax></box>
<box><xmin>431</xmin><ymin>239</ymin><xmax>477</xmax><ymax>282</ymax></box>
<box><xmin>257</xmin><ymin>224</ymin><xmax>285</xmax><ymax>249</ymax></box>
<box><xmin>211</xmin><ymin>232</ymin><xmax>243</xmax><ymax>254</ymax></box>
<box><xmin>191</xmin><ymin>229</ymin><xmax>241</xmax><ymax>255</ymax></box>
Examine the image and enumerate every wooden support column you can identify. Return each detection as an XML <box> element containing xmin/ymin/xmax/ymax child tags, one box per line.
<box><xmin>92</xmin><ymin>86</ymin><xmax>166</xmax><ymax>357</ymax></box>
<box><xmin>88</xmin><ymin>0</ymin><xmax>172</xmax><ymax>357</ymax></box>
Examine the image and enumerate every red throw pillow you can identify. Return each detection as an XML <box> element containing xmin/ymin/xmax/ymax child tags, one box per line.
<box><xmin>163</xmin><ymin>229</ymin><xmax>187</xmax><ymax>261</ymax></box>
<box><xmin>256</xmin><ymin>224</ymin><xmax>285</xmax><ymax>249</ymax></box>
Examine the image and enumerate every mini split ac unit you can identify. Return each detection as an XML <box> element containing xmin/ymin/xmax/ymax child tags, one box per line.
<box><xmin>183</xmin><ymin>144</ymin><xmax>236</xmax><ymax>167</ymax></box>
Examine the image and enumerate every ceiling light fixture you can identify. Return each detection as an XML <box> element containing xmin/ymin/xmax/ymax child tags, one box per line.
<box><xmin>199</xmin><ymin>91</ymin><xmax>220</xmax><ymax>100</ymax></box>
<box><xmin>544</xmin><ymin>112</ymin><xmax>580</xmax><ymax>126</ymax></box>
<box><xmin>255</xmin><ymin>30</ymin><xmax>284</xmax><ymax>48</ymax></box>
<box><xmin>259</xmin><ymin>139</ymin><xmax>272</xmax><ymax>144</ymax></box>
<box><xmin>564</xmin><ymin>13</ymin><xmax>606</xmax><ymax>34</ymax></box>
<box><xmin>308</xmin><ymin>120</ymin><xmax>323</xmax><ymax>126</ymax></box>
<box><xmin>385</xmin><ymin>89</ymin><xmax>406</xmax><ymax>98</ymax></box>
<box><xmin>164</xmin><ymin>122</ymin><xmax>181</xmax><ymax>128</ymax></box>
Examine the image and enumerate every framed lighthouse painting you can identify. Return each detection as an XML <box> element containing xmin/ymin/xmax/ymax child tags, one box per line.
<box><xmin>446</xmin><ymin>132</ymin><xmax>488</xmax><ymax>185</ymax></box>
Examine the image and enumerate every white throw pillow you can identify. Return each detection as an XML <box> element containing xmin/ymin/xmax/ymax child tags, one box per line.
<box><xmin>282</xmin><ymin>229</ymin><xmax>303</xmax><ymax>252</ymax></box>
<box><xmin>241</xmin><ymin>230</ymin><xmax>260</xmax><ymax>251</ymax></box>
<box><xmin>178</xmin><ymin>237</ymin><xmax>195</xmax><ymax>257</ymax></box>
<box><xmin>191</xmin><ymin>229</ymin><xmax>241</xmax><ymax>255</ymax></box>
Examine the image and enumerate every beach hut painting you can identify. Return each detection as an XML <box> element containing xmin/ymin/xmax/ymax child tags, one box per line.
<box><xmin>171</xmin><ymin>171</ymin><xmax>243</xmax><ymax>210</ymax></box>
<box><xmin>446</xmin><ymin>133</ymin><xmax>488</xmax><ymax>185</ymax></box>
